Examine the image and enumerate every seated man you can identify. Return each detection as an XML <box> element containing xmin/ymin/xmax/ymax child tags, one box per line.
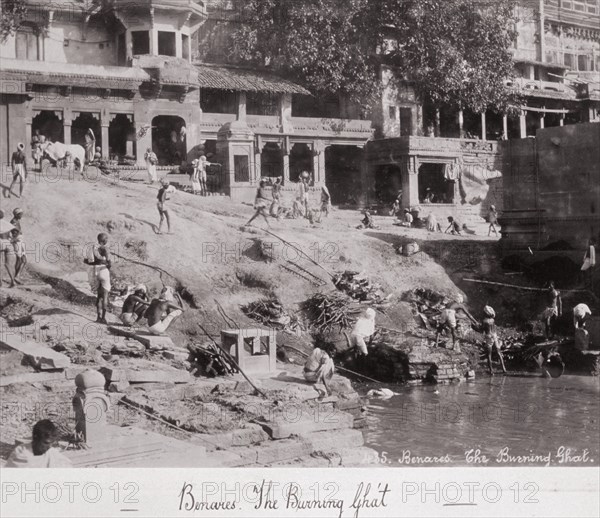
<box><xmin>401</xmin><ymin>209</ymin><xmax>414</xmax><ymax>227</ymax></box>
<box><xmin>357</xmin><ymin>210</ymin><xmax>379</xmax><ymax>230</ymax></box>
<box><xmin>6</xmin><ymin>419</ymin><xmax>72</xmax><ymax>468</ymax></box>
<box><xmin>120</xmin><ymin>284</ymin><xmax>150</xmax><ymax>327</ymax></box>
<box><xmin>304</xmin><ymin>345</ymin><xmax>335</xmax><ymax>396</ymax></box>
<box><xmin>145</xmin><ymin>286</ymin><xmax>184</xmax><ymax>335</ymax></box>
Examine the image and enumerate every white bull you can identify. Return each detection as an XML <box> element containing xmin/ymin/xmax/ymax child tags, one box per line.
<box><xmin>41</xmin><ymin>141</ymin><xmax>86</xmax><ymax>172</ymax></box>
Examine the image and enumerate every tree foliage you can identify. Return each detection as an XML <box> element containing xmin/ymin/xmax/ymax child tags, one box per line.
<box><xmin>230</xmin><ymin>0</ymin><xmax>520</xmax><ymax>114</ymax></box>
<box><xmin>1</xmin><ymin>0</ymin><xmax>27</xmax><ymax>43</ymax></box>
<box><xmin>229</xmin><ymin>0</ymin><xmax>381</xmax><ymax>106</ymax></box>
<box><xmin>377</xmin><ymin>0</ymin><xmax>520</xmax><ymax>113</ymax></box>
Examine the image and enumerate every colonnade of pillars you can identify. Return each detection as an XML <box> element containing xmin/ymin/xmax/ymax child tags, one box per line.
<box><xmin>445</xmin><ymin>108</ymin><xmax>569</xmax><ymax>140</ymax></box>
<box><xmin>26</xmin><ymin>110</ymin><xmax>134</xmax><ymax>160</ymax></box>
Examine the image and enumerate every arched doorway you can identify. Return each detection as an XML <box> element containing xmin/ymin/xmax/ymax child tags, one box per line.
<box><xmin>72</xmin><ymin>112</ymin><xmax>101</xmax><ymax>161</ymax></box>
<box><xmin>32</xmin><ymin>110</ymin><xmax>64</xmax><ymax>143</ymax></box>
<box><xmin>260</xmin><ymin>142</ymin><xmax>283</xmax><ymax>179</ymax></box>
<box><xmin>152</xmin><ymin>115</ymin><xmax>186</xmax><ymax>166</ymax></box>
<box><xmin>325</xmin><ymin>145</ymin><xmax>363</xmax><ymax>205</ymax></box>
<box><xmin>418</xmin><ymin>163</ymin><xmax>453</xmax><ymax>204</ymax></box>
<box><xmin>289</xmin><ymin>143</ymin><xmax>313</xmax><ymax>183</ymax></box>
<box><xmin>373</xmin><ymin>164</ymin><xmax>403</xmax><ymax>206</ymax></box>
<box><xmin>109</xmin><ymin>113</ymin><xmax>135</xmax><ymax>160</ymax></box>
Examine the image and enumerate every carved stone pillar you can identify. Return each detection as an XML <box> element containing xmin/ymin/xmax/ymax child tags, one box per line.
<box><xmin>282</xmin><ymin>152</ymin><xmax>290</xmax><ymax>183</ymax></box>
<box><xmin>63</xmin><ymin>121</ymin><xmax>72</xmax><ymax>145</ymax></box>
<box><xmin>25</xmin><ymin>118</ymin><xmax>32</xmax><ymax>168</ymax></box>
<box><xmin>101</xmin><ymin>121</ymin><xmax>110</xmax><ymax>159</ymax></box>
<box><xmin>519</xmin><ymin>111</ymin><xmax>527</xmax><ymax>139</ymax></box>
<box><xmin>402</xmin><ymin>156</ymin><xmax>419</xmax><ymax>208</ymax></box>
<box><xmin>216</xmin><ymin>120</ymin><xmax>254</xmax><ymax>197</ymax></box>
<box><xmin>481</xmin><ymin>112</ymin><xmax>487</xmax><ymax>140</ymax></box>
<box><xmin>237</xmin><ymin>92</ymin><xmax>247</xmax><ymax>123</ymax></box>
<box><xmin>280</xmin><ymin>93</ymin><xmax>294</xmax><ymax>134</ymax></box>
<box><xmin>312</xmin><ymin>140</ymin><xmax>325</xmax><ymax>184</ymax></box>
<box><xmin>150</xmin><ymin>29</ymin><xmax>158</xmax><ymax>56</ymax></box>
<box><xmin>72</xmin><ymin>370</ymin><xmax>110</xmax><ymax>445</ymax></box>
<box><xmin>253</xmin><ymin>136</ymin><xmax>262</xmax><ymax>183</ymax></box>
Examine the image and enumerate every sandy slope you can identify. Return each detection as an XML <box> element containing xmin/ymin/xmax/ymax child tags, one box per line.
<box><xmin>2</xmin><ymin>166</ymin><xmax>496</xmax><ymax>346</ymax></box>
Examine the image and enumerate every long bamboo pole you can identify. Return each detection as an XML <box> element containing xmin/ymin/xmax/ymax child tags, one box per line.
<box><xmin>197</xmin><ymin>323</ymin><xmax>268</xmax><ymax>398</ymax></box>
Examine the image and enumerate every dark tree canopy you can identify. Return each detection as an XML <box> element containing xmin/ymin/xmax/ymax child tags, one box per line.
<box><xmin>230</xmin><ymin>0</ymin><xmax>520</xmax><ymax>114</ymax></box>
<box><xmin>1</xmin><ymin>0</ymin><xmax>27</xmax><ymax>43</ymax></box>
<box><xmin>377</xmin><ymin>0</ymin><xmax>521</xmax><ymax>113</ymax></box>
<box><xmin>230</xmin><ymin>0</ymin><xmax>381</xmax><ymax>106</ymax></box>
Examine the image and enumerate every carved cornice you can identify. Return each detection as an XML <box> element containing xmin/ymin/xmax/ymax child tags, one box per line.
<box><xmin>544</xmin><ymin>21</ymin><xmax>600</xmax><ymax>42</ymax></box>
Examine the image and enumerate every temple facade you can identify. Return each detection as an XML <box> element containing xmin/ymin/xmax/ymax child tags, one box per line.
<box><xmin>0</xmin><ymin>0</ymin><xmax>206</xmax><ymax>170</ymax></box>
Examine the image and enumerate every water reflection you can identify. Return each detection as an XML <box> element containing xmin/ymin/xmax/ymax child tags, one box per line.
<box><xmin>364</xmin><ymin>375</ymin><xmax>600</xmax><ymax>467</ymax></box>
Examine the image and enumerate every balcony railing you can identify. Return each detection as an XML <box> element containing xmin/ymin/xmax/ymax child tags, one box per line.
<box><xmin>200</xmin><ymin>113</ymin><xmax>373</xmax><ymax>139</ymax></box>
<box><xmin>507</xmin><ymin>77</ymin><xmax>575</xmax><ymax>95</ymax></box>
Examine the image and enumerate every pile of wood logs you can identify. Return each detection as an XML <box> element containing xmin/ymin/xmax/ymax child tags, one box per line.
<box><xmin>332</xmin><ymin>271</ymin><xmax>392</xmax><ymax>308</ymax></box>
<box><xmin>302</xmin><ymin>292</ymin><xmax>363</xmax><ymax>333</ymax></box>
<box><xmin>241</xmin><ymin>299</ymin><xmax>304</xmax><ymax>333</ymax></box>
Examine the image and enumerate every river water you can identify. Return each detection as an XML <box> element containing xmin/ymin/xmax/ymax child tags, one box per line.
<box><xmin>363</xmin><ymin>374</ymin><xmax>600</xmax><ymax>467</ymax></box>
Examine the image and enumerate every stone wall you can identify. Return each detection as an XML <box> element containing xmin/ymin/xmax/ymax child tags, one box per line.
<box><xmin>500</xmin><ymin>122</ymin><xmax>600</xmax><ymax>253</ymax></box>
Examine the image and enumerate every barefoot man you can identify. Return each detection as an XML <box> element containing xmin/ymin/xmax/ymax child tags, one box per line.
<box><xmin>86</xmin><ymin>233</ymin><xmax>112</xmax><ymax>324</ymax></box>
<box><xmin>435</xmin><ymin>294</ymin><xmax>478</xmax><ymax>353</ymax></box>
<box><xmin>146</xmin><ymin>286</ymin><xmax>184</xmax><ymax>335</ymax></box>
<box><xmin>482</xmin><ymin>305</ymin><xmax>507</xmax><ymax>375</ymax></box>
<box><xmin>304</xmin><ymin>345</ymin><xmax>335</xmax><ymax>396</ymax></box>
<box><xmin>8</xmin><ymin>143</ymin><xmax>27</xmax><ymax>198</ymax></box>
<box><xmin>157</xmin><ymin>179</ymin><xmax>175</xmax><ymax>234</ymax></box>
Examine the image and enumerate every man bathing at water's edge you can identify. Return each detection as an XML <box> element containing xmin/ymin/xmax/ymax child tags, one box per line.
<box><xmin>304</xmin><ymin>344</ymin><xmax>336</xmax><ymax>397</ymax></box>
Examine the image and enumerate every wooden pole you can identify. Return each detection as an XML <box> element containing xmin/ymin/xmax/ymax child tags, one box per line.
<box><xmin>261</xmin><ymin>228</ymin><xmax>334</xmax><ymax>279</ymax></box>
<box><xmin>463</xmin><ymin>278</ymin><xmax>591</xmax><ymax>294</ymax></box>
<box><xmin>280</xmin><ymin>344</ymin><xmax>383</xmax><ymax>384</ymax></box>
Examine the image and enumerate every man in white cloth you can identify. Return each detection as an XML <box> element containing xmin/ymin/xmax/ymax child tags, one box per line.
<box><xmin>197</xmin><ymin>155</ymin><xmax>217</xmax><ymax>196</ymax></box>
<box><xmin>573</xmin><ymin>303</ymin><xmax>592</xmax><ymax>330</ymax></box>
<box><xmin>145</xmin><ymin>147</ymin><xmax>158</xmax><ymax>184</ymax></box>
<box><xmin>6</xmin><ymin>420</ymin><xmax>72</xmax><ymax>468</ymax></box>
<box><xmin>304</xmin><ymin>345</ymin><xmax>335</xmax><ymax>396</ymax></box>
<box><xmin>85</xmin><ymin>233</ymin><xmax>112</xmax><ymax>324</ymax></box>
<box><xmin>8</xmin><ymin>143</ymin><xmax>27</xmax><ymax>198</ymax></box>
<box><xmin>435</xmin><ymin>294</ymin><xmax>478</xmax><ymax>353</ymax></box>
<box><xmin>84</xmin><ymin>128</ymin><xmax>96</xmax><ymax>164</ymax></box>
<box><xmin>350</xmin><ymin>308</ymin><xmax>376</xmax><ymax>356</ymax></box>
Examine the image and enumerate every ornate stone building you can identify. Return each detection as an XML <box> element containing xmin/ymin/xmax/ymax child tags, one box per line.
<box><xmin>0</xmin><ymin>0</ymin><xmax>206</xmax><ymax>168</ymax></box>
<box><xmin>1</xmin><ymin>0</ymin><xmax>597</xmax><ymax>207</ymax></box>
<box><xmin>362</xmin><ymin>0</ymin><xmax>599</xmax><ymax>221</ymax></box>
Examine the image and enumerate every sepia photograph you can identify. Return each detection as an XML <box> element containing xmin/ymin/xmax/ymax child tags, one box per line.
<box><xmin>0</xmin><ymin>0</ymin><xmax>598</xmax><ymax>516</ymax></box>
